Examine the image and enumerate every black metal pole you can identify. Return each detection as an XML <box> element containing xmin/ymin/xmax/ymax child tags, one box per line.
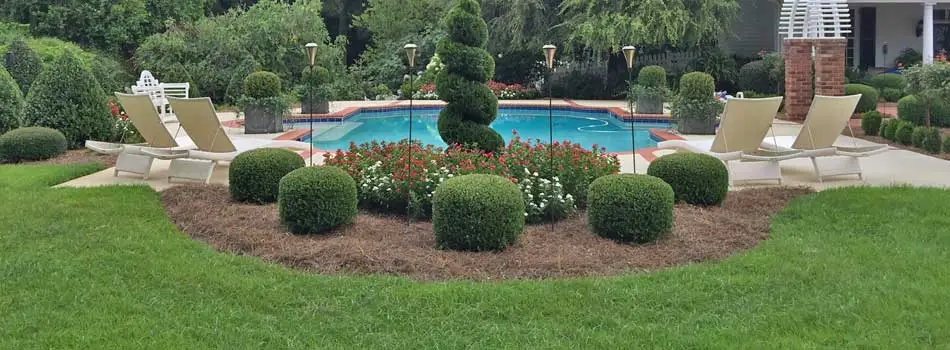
<box><xmin>308</xmin><ymin>64</ymin><xmax>314</xmax><ymax>166</ymax></box>
<box><xmin>407</xmin><ymin>72</ymin><xmax>414</xmax><ymax>227</ymax></box>
<box><xmin>548</xmin><ymin>69</ymin><xmax>555</xmax><ymax>232</ymax></box>
<box><xmin>628</xmin><ymin>68</ymin><xmax>636</xmax><ymax>173</ymax></box>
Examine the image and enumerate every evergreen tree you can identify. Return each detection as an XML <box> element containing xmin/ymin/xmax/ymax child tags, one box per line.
<box><xmin>0</xmin><ymin>65</ymin><xmax>24</xmax><ymax>134</ymax></box>
<box><xmin>2</xmin><ymin>39</ymin><xmax>42</xmax><ymax>95</ymax></box>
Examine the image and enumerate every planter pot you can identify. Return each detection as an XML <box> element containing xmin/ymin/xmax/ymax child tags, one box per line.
<box><xmin>244</xmin><ymin>106</ymin><xmax>284</xmax><ymax>134</ymax></box>
<box><xmin>675</xmin><ymin>117</ymin><xmax>717</xmax><ymax>135</ymax></box>
<box><xmin>301</xmin><ymin>99</ymin><xmax>330</xmax><ymax>114</ymax></box>
<box><xmin>636</xmin><ymin>96</ymin><xmax>664</xmax><ymax>114</ymax></box>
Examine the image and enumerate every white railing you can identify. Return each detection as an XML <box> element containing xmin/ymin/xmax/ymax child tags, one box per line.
<box><xmin>779</xmin><ymin>0</ymin><xmax>851</xmax><ymax>39</ymax></box>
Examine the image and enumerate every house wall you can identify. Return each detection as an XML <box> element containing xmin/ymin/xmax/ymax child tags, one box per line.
<box><xmin>720</xmin><ymin>0</ymin><xmax>780</xmax><ymax>57</ymax></box>
<box><xmin>852</xmin><ymin>3</ymin><xmax>929</xmax><ymax>67</ymax></box>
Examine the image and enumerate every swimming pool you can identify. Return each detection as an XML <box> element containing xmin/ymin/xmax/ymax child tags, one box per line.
<box><xmin>294</xmin><ymin>107</ymin><xmax>669</xmax><ymax>153</ymax></box>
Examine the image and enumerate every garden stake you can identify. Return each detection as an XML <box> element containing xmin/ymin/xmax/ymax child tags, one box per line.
<box><xmin>405</xmin><ymin>43</ymin><xmax>418</xmax><ymax>229</ymax></box>
<box><xmin>305</xmin><ymin>43</ymin><xmax>318</xmax><ymax>166</ymax></box>
<box><xmin>543</xmin><ymin>44</ymin><xmax>557</xmax><ymax>233</ymax></box>
<box><xmin>622</xmin><ymin>46</ymin><xmax>637</xmax><ymax>174</ymax></box>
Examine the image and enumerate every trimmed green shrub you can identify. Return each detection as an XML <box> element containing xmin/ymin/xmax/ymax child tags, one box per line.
<box><xmin>882</xmin><ymin>118</ymin><xmax>900</xmax><ymax>141</ymax></box>
<box><xmin>278</xmin><ymin>166</ymin><xmax>358</xmax><ymax>235</ymax></box>
<box><xmin>435</xmin><ymin>0</ymin><xmax>503</xmax><ymax>153</ymax></box>
<box><xmin>897</xmin><ymin>95</ymin><xmax>926</xmax><ymax>125</ymax></box>
<box><xmin>920</xmin><ymin>127</ymin><xmax>942</xmax><ymax>154</ymax></box>
<box><xmin>432</xmin><ymin>174</ymin><xmax>523</xmax><ymax>251</ymax></box>
<box><xmin>738</xmin><ymin>60</ymin><xmax>772</xmax><ymax>94</ymax></box>
<box><xmin>22</xmin><ymin>51</ymin><xmax>112</xmax><ymax>149</ymax></box>
<box><xmin>0</xmin><ymin>66</ymin><xmax>23</xmax><ymax>135</ymax></box>
<box><xmin>229</xmin><ymin>148</ymin><xmax>306</xmax><ymax>204</ymax></box>
<box><xmin>870</xmin><ymin>73</ymin><xmax>906</xmax><ymax>91</ymax></box>
<box><xmin>671</xmin><ymin>72</ymin><xmax>722</xmax><ymax>134</ymax></box>
<box><xmin>0</xmin><ymin>127</ymin><xmax>67</xmax><ymax>162</ymax></box>
<box><xmin>844</xmin><ymin>84</ymin><xmax>879</xmax><ymax>113</ymax></box>
<box><xmin>944</xmin><ymin>135</ymin><xmax>950</xmax><ymax>154</ymax></box>
<box><xmin>912</xmin><ymin>126</ymin><xmax>928</xmax><ymax>148</ymax></box>
<box><xmin>880</xmin><ymin>88</ymin><xmax>903</xmax><ymax>103</ymax></box>
<box><xmin>588</xmin><ymin>174</ymin><xmax>674</xmax><ymax>243</ymax></box>
<box><xmin>2</xmin><ymin>39</ymin><xmax>42</xmax><ymax>94</ymax></box>
<box><xmin>930</xmin><ymin>99</ymin><xmax>950</xmax><ymax>128</ymax></box>
<box><xmin>243</xmin><ymin>71</ymin><xmax>282</xmax><ymax>99</ymax></box>
<box><xmin>895</xmin><ymin>121</ymin><xmax>914</xmax><ymax>145</ymax></box>
<box><xmin>861</xmin><ymin>111</ymin><xmax>883</xmax><ymax>136</ymax></box>
<box><xmin>647</xmin><ymin>153</ymin><xmax>728</xmax><ymax>206</ymax></box>
<box><xmin>637</xmin><ymin>65</ymin><xmax>667</xmax><ymax>88</ymax></box>
<box><xmin>679</xmin><ymin>71</ymin><xmax>716</xmax><ymax>101</ymax></box>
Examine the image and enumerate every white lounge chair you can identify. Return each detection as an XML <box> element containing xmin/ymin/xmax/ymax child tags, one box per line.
<box><xmin>657</xmin><ymin>96</ymin><xmax>802</xmax><ymax>184</ymax></box>
<box><xmin>759</xmin><ymin>94</ymin><xmax>892</xmax><ymax>182</ymax></box>
<box><xmin>145</xmin><ymin>97</ymin><xmax>309</xmax><ymax>183</ymax></box>
<box><xmin>85</xmin><ymin>93</ymin><xmax>195</xmax><ymax>179</ymax></box>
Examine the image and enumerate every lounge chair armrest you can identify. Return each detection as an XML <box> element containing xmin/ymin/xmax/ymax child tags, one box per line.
<box><xmin>835</xmin><ymin>145</ymin><xmax>891</xmax><ymax>157</ymax></box>
<box><xmin>139</xmin><ymin>147</ymin><xmax>191</xmax><ymax>160</ymax></box>
<box><xmin>743</xmin><ymin>149</ymin><xmax>803</xmax><ymax>161</ymax></box>
<box><xmin>85</xmin><ymin>140</ymin><xmax>126</xmax><ymax>155</ymax></box>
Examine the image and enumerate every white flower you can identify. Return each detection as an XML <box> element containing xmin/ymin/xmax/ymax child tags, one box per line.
<box><xmin>533</xmin><ymin>172</ymin><xmax>539</xmax><ymax>177</ymax></box>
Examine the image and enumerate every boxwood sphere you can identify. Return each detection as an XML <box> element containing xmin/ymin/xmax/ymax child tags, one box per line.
<box><xmin>587</xmin><ymin>174</ymin><xmax>674</xmax><ymax>243</ymax></box>
<box><xmin>243</xmin><ymin>71</ymin><xmax>281</xmax><ymax>99</ymax></box>
<box><xmin>229</xmin><ymin>148</ymin><xmax>305</xmax><ymax>204</ymax></box>
<box><xmin>647</xmin><ymin>153</ymin><xmax>729</xmax><ymax>206</ymax></box>
<box><xmin>0</xmin><ymin>127</ymin><xmax>67</xmax><ymax>162</ymax></box>
<box><xmin>432</xmin><ymin>174</ymin><xmax>525</xmax><ymax>252</ymax></box>
<box><xmin>844</xmin><ymin>84</ymin><xmax>879</xmax><ymax>113</ymax></box>
<box><xmin>278</xmin><ymin>166</ymin><xmax>358</xmax><ymax>235</ymax></box>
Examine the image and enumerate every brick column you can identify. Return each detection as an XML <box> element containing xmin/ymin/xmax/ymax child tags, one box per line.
<box><xmin>814</xmin><ymin>38</ymin><xmax>847</xmax><ymax>97</ymax></box>
<box><xmin>783</xmin><ymin>39</ymin><xmax>814</xmax><ymax>121</ymax></box>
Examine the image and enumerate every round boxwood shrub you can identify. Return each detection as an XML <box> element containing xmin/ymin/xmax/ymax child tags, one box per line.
<box><xmin>637</xmin><ymin>65</ymin><xmax>667</xmax><ymax>88</ymax></box>
<box><xmin>229</xmin><ymin>148</ymin><xmax>305</xmax><ymax>204</ymax></box>
<box><xmin>882</xmin><ymin>118</ymin><xmax>900</xmax><ymax>141</ymax></box>
<box><xmin>898</xmin><ymin>95</ymin><xmax>926</xmax><ymax>125</ymax></box>
<box><xmin>912</xmin><ymin>126</ymin><xmax>928</xmax><ymax>148</ymax></box>
<box><xmin>844</xmin><ymin>84</ymin><xmax>879</xmax><ymax>113</ymax></box>
<box><xmin>870</xmin><ymin>73</ymin><xmax>906</xmax><ymax>90</ymax></box>
<box><xmin>895</xmin><ymin>121</ymin><xmax>915</xmax><ymax>145</ymax></box>
<box><xmin>943</xmin><ymin>135</ymin><xmax>950</xmax><ymax>154</ymax></box>
<box><xmin>861</xmin><ymin>111</ymin><xmax>883</xmax><ymax>136</ymax></box>
<box><xmin>278</xmin><ymin>166</ymin><xmax>358</xmax><ymax>235</ymax></box>
<box><xmin>435</xmin><ymin>0</ymin><xmax>504</xmax><ymax>153</ymax></box>
<box><xmin>738</xmin><ymin>60</ymin><xmax>773</xmax><ymax>94</ymax></box>
<box><xmin>243</xmin><ymin>71</ymin><xmax>281</xmax><ymax>99</ymax></box>
<box><xmin>588</xmin><ymin>174</ymin><xmax>674</xmax><ymax>243</ymax></box>
<box><xmin>2</xmin><ymin>39</ymin><xmax>42</xmax><ymax>94</ymax></box>
<box><xmin>920</xmin><ymin>127</ymin><xmax>943</xmax><ymax>154</ymax></box>
<box><xmin>880</xmin><ymin>88</ymin><xmax>903</xmax><ymax>103</ymax></box>
<box><xmin>22</xmin><ymin>51</ymin><xmax>112</xmax><ymax>149</ymax></box>
<box><xmin>678</xmin><ymin>71</ymin><xmax>716</xmax><ymax>101</ymax></box>
<box><xmin>647</xmin><ymin>153</ymin><xmax>728</xmax><ymax>206</ymax></box>
<box><xmin>0</xmin><ymin>66</ymin><xmax>24</xmax><ymax>135</ymax></box>
<box><xmin>432</xmin><ymin>174</ymin><xmax>524</xmax><ymax>252</ymax></box>
<box><xmin>0</xmin><ymin>127</ymin><xmax>67</xmax><ymax>162</ymax></box>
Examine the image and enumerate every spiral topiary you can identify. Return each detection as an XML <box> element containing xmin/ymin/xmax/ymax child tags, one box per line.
<box><xmin>432</xmin><ymin>174</ymin><xmax>524</xmax><ymax>252</ymax></box>
<box><xmin>647</xmin><ymin>153</ymin><xmax>729</xmax><ymax>206</ymax></box>
<box><xmin>587</xmin><ymin>174</ymin><xmax>674</xmax><ymax>243</ymax></box>
<box><xmin>229</xmin><ymin>148</ymin><xmax>306</xmax><ymax>204</ymax></box>
<box><xmin>435</xmin><ymin>0</ymin><xmax>503</xmax><ymax>153</ymax></box>
<box><xmin>0</xmin><ymin>127</ymin><xmax>67</xmax><ymax>162</ymax></box>
<box><xmin>278</xmin><ymin>166</ymin><xmax>358</xmax><ymax>235</ymax></box>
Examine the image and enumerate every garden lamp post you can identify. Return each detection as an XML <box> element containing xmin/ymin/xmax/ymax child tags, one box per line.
<box><xmin>305</xmin><ymin>42</ymin><xmax>318</xmax><ymax>166</ymax></box>
<box><xmin>622</xmin><ymin>45</ymin><xmax>637</xmax><ymax>173</ymax></box>
<box><xmin>543</xmin><ymin>44</ymin><xmax>556</xmax><ymax>230</ymax></box>
<box><xmin>404</xmin><ymin>43</ymin><xmax>418</xmax><ymax>226</ymax></box>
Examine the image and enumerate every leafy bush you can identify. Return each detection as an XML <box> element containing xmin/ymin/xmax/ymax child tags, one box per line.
<box><xmin>0</xmin><ymin>37</ymin><xmax>133</xmax><ymax>95</ymax></box>
<box><xmin>944</xmin><ymin>135</ymin><xmax>950</xmax><ymax>154</ymax></box>
<box><xmin>739</xmin><ymin>60</ymin><xmax>772</xmax><ymax>93</ymax></box>
<box><xmin>278</xmin><ymin>166</ymin><xmax>358</xmax><ymax>235</ymax></box>
<box><xmin>647</xmin><ymin>153</ymin><xmax>728</xmax><ymax>206</ymax></box>
<box><xmin>630</xmin><ymin>65</ymin><xmax>668</xmax><ymax>113</ymax></box>
<box><xmin>244</xmin><ymin>71</ymin><xmax>281</xmax><ymax>99</ymax></box>
<box><xmin>870</xmin><ymin>73</ymin><xmax>905</xmax><ymax>90</ymax></box>
<box><xmin>492</xmin><ymin>49</ymin><xmax>543</xmax><ymax>85</ymax></box>
<box><xmin>22</xmin><ymin>51</ymin><xmax>112</xmax><ymax>148</ymax></box>
<box><xmin>898</xmin><ymin>95</ymin><xmax>926</xmax><ymax>125</ymax></box>
<box><xmin>671</xmin><ymin>72</ymin><xmax>723</xmax><ymax>126</ymax></box>
<box><xmin>844</xmin><ymin>84</ymin><xmax>879</xmax><ymax>113</ymax></box>
<box><xmin>432</xmin><ymin>174</ymin><xmax>524</xmax><ymax>252</ymax></box>
<box><xmin>919</xmin><ymin>127</ymin><xmax>942</xmax><ymax>153</ymax></box>
<box><xmin>543</xmin><ymin>60</ymin><xmax>625</xmax><ymax>100</ymax></box>
<box><xmin>106</xmin><ymin>99</ymin><xmax>144</xmax><ymax>144</ymax></box>
<box><xmin>880</xmin><ymin>88</ymin><xmax>903</xmax><ymax>103</ymax></box>
<box><xmin>0</xmin><ymin>66</ymin><xmax>23</xmax><ymax>135</ymax></box>
<box><xmin>895</xmin><ymin>121</ymin><xmax>914</xmax><ymax>145</ymax></box>
<box><xmin>896</xmin><ymin>48</ymin><xmax>922</xmax><ymax>67</ymax></box>
<box><xmin>882</xmin><ymin>118</ymin><xmax>900</xmax><ymax>141</ymax></box>
<box><xmin>861</xmin><ymin>111</ymin><xmax>883</xmax><ymax>136</ymax></box>
<box><xmin>904</xmin><ymin>61</ymin><xmax>950</xmax><ymax>127</ymax></box>
<box><xmin>587</xmin><ymin>174</ymin><xmax>674</xmax><ymax>243</ymax></box>
<box><xmin>912</xmin><ymin>126</ymin><xmax>928</xmax><ymax>148</ymax></box>
<box><xmin>687</xmin><ymin>47</ymin><xmax>739</xmax><ymax>91</ymax></box>
<box><xmin>2</xmin><ymin>39</ymin><xmax>41</xmax><ymax>94</ymax></box>
<box><xmin>323</xmin><ymin>132</ymin><xmax>617</xmax><ymax>219</ymax></box>
<box><xmin>637</xmin><ymin>65</ymin><xmax>667</xmax><ymax>88</ymax></box>
<box><xmin>435</xmin><ymin>0</ymin><xmax>503</xmax><ymax>153</ymax></box>
<box><xmin>0</xmin><ymin>126</ymin><xmax>67</xmax><ymax>162</ymax></box>
<box><xmin>229</xmin><ymin>148</ymin><xmax>305</xmax><ymax>204</ymax></box>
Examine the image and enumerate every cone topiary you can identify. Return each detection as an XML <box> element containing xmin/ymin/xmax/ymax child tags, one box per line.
<box><xmin>435</xmin><ymin>0</ymin><xmax>503</xmax><ymax>153</ymax></box>
<box><xmin>22</xmin><ymin>51</ymin><xmax>112</xmax><ymax>149</ymax></box>
<box><xmin>2</xmin><ymin>39</ymin><xmax>42</xmax><ymax>94</ymax></box>
<box><xmin>0</xmin><ymin>66</ymin><xmax>23</xmax><ymax>135</ymax></box>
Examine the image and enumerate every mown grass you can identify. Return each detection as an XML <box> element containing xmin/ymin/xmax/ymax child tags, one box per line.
<box><xmin>1</xmin><ymin>164</ymin><xmax>949</xmax><ymax>348</ymax></box>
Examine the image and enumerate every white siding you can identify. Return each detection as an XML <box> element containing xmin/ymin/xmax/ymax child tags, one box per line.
<box><xmin>721</xmin><ymin>0</ymin><xmax>781</xmax><ymax>56</ymax></box>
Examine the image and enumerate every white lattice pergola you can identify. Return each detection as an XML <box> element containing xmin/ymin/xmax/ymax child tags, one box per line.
<box><xmin>779</xmin><ymin>0</ymin><xmax>851</xmax><ymax>39</ymax></box>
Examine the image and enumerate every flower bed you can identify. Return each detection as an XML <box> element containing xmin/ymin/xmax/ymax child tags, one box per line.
<box><xmin>323</xmin><ymin>132</ymin><xmax>619</xmax><ymax>222</ymax></box>
<box><xmin>412</xmin><ymin>81</ymin><xmax>540</xmax><ymax>100</ymax></box>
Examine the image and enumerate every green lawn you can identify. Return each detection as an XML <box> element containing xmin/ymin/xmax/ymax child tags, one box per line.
<box><xmin>2</xmin><ymin>163</ymin><xmax>949</xmax><ymax>348</ymax></box>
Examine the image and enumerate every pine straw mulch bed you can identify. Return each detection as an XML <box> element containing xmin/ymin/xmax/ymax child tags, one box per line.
<box><xmin>844</xmin><ymin>125</ymin><xmax>950</xmax><ymax>160</ymax></box>
<box><xmin>161</xmin><ymin>185</ymin><xmax>814</xmax><ymax>281</ymax></box>
<box><xmin>0</xmin><ymin>149</ymin><xmax>117</xmax><ymax>167</ymax></box>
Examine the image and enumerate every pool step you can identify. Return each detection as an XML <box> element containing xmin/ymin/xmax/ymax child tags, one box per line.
<box><xmin>311</xmin><ymin>122</ymin><xmax>364</xmax><ymax>142</ymax></box>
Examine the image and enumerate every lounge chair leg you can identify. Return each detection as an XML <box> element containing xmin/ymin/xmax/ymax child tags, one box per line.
<box><xmin>167</xmin><ymin>159</ymin><xmax>216</xmax><ymax>183</ymax></box>
<box><xmin>114</xmin><ymin>152</ymin><xmax>155</xmax><ymax>179</ymax></box>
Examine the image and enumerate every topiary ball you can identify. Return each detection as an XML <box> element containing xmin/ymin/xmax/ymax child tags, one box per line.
<box><xmin>912</xmin><ymin>126</ymin><xmax>928</xmax><ymax>148</ymax></box>
<box><xmin>882</xmin><ymin>118</ymin><xmax>900</xmax><ymax>141</ymax></box>
<box><xmin>678</xmin><ymin>72</ymin><xmax>716</xmax><ymax>101</ymax></box>
<box><xmin>861</xmin><ymin>111</ymin><xmax>883</xmax><ymax>136</ymax></box>
<box><xmin>587</xmin><ymin>174</ymin><xmax>674</xmax><ymax>243</ymax></box>
<box><xmin>229</xmin><ymin>148</ymin><xmax>305</xmax><ymax>204</ymax></box>
<box><xmin>432</xmin><ymin>174</ymin><xmax>524</xmax><ymax>252</ymax></box>
<box><xmin>637</xmin><ymin>65</ymin><xmax>667</xmax><ymax>88</ymax></box>
<box><xmin>0</xmin><ymin>127</ymin><xmax>68</xmax><ymax>162</ymax></box>
<box><xmin>278</xmin><ymin>166</ymin><xmax>358</xmax><ymax>235</ymax></box>
<box><xmin>647</xmin><ymin>153</ymin><xmax>729</xmax><ymax>206</ymax></box>
<box><xmin>895</xmin><ymin>121</ymin><xmax>915</xmax><ymax>145</ymax></box>
<box><xmin>870</xmin><ymin>73</ymin><xmax>906</xmax><ymax>91</ymax></box>
<box><xmin>880</xmin><ymin>88</ymin><xmax>903</xmax><ymax>103</ymax></box>
<box><xmin>897</xmin><ymin>95</ymin><xmax>926</xmax><ymax>125</ymax></box>
<box><xmin>844</xmin><ymin>84</ymin><xmax>880</xmax><ymax>113</ymax></box>
<box><xmin>244</xmin><ymin>71</ymin><xmax>282</xmax><ymax>99</ymax></box>
<box><xmin>920</xmin><ymin>127</ymin><xmax>942</xmax><ymax>154</ymax></box>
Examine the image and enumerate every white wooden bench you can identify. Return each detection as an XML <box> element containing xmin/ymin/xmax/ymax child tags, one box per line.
<box><xmin>132</xmin><ymin>71</ymin><xmax>191</xmax><ymax>123</ymax></box>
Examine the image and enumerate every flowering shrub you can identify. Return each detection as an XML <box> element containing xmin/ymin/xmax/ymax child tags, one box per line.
<box><xmin>108</xmin><ymin>100</ymin><xmax>144</xmax><ymax>144</ymax></box>
<box><xmin>323</xmin><ymin>131</ymin><xmax>619</xmax><ymax>221</ymax></box>
<box><xmin>408</xmin><ymin>81</ymin><xmax>540</xmax><ymax>100</ymax></box>
<box><xmin>412</xmin><ymin>82</ymin><xmax>439</xmax><ymax>100</ymax></box>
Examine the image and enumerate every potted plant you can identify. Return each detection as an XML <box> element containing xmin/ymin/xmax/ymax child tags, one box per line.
<box><xmin>670</xmin><ymin>72</ymin><xmax>722</xmax><ymax>135</ymax></box>
<box><xmin>240</xmin><ymin>71</ymin><xmax>291</xmax><ymax>134</ymax></box>
<box><xmin>298</xmin><ymin>66</ymin><xmax>331</xmax><ymax>114</ymax></box>
<box><xmin>630</xmin><ymin>65</ymin><xmax>668</xmax><ymax>114</ymax></box>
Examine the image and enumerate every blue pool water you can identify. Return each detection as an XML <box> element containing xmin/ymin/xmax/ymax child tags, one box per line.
<box><xmin>294</xmin><ymin>108</ymin><xmax>668</xmax><ymax>153</ymax></box>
